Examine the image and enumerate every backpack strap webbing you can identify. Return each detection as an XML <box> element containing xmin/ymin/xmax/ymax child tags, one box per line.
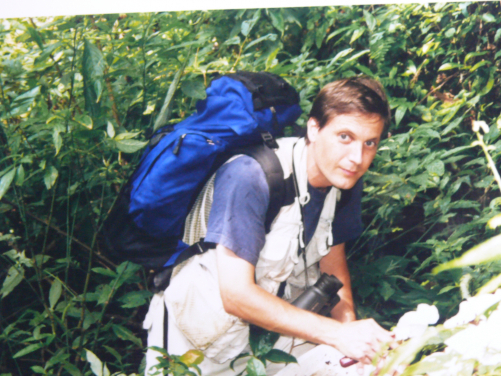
<box><xmin>237</xmin><ymin>143</ymin><xmax>295</xmax><ymax>233</ymax></box>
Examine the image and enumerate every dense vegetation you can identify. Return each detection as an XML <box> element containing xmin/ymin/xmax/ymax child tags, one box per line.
<box><xmin>1</xmin><ymin>3</ymin><xmax>501</xmax><ymax>375</ymax></box>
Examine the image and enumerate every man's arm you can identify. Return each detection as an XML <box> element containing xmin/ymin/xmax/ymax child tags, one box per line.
<box><xmin>216</xmin><ymin>244</ymin><xmax>393</xmax><ymax>364</ymax></box>
<box><xmin>319</xmin><ymin>243</ymin><xmax>356</xmax><ymax>323</ymax></box>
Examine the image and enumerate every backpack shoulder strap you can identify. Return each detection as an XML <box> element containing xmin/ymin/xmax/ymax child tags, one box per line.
<box><xmin>239</xmin><ymin>144</ymin><xmax>295</xmax><ymax>232</ymax></box>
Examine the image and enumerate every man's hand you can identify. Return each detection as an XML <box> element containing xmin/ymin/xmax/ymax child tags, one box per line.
<box><xmin>332</xmin><ymin>319</ymin><xmax>395</xmax><ymax>365</ymax></box>
<box><xmin>216</xmin><ymin>244</ymin><xmax>395</xmax><ymax>366</ymax></box>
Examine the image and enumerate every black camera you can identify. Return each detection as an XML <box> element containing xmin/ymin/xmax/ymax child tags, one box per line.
<box><xmin>291</xmin><ymin>273</ymin><xmax>343</xmax><ymax>316</ymax></box>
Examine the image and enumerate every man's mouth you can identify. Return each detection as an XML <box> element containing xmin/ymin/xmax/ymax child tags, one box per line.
<box><xmin>340</xmin><ymin>168</ymin><xmax>357</xmax><ymax>176</ymax></box>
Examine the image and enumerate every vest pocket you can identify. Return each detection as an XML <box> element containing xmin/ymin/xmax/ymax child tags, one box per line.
<box><xmin>165</xmin><ymin>251</ymin><xmax>249</xmax><ymax>363</ymax></box>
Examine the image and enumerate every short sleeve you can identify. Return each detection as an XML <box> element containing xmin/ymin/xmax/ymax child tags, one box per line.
<box><xmin>204</xmin><ymin>156</ymin><xmax>270</xmax><ymax>266</ymax></box>
<box><xmin>332</xmin><ymin>178</ymin><xmax>363</xmax><ymax>245</ymax></box>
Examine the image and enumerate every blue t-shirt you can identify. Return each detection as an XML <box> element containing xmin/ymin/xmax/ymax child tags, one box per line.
<box><xmin>204</xmin><ymin>156</ymin><xmax>363</xmax><ymax>266</ymax></box>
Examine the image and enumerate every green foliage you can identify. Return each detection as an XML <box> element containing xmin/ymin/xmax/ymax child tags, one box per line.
<box><xmin>230</xmin><ymin>326</ymin><xmax>296</xmax><ymax>376</ymax></box>
<box><xmin>1</xmin><ymin>3</ymin><xmax>501</xmax><ymax>375</ymax></box>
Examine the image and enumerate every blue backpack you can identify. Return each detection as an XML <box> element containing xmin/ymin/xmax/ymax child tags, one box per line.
<box><xmin>102</xmin><ymin>72</ymin><xmax>301</xmax><ymax>270</ymax></box>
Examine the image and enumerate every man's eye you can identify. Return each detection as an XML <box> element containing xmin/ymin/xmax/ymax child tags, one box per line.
<box><xmin>366</xmin><ymin>140</ymin><xmax>376</xmax><ymax>147</ymax></box>
<box><xmin>340</xmin><ymin>134</ymin><xmax>349</xmax><ymax>140</ymax></box>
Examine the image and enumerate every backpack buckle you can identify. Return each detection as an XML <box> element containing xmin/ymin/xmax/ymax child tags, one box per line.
<box><xmin>261</xmin><ymin>132</ymin><xmax>279</xmax><ymax>149</ymax></box>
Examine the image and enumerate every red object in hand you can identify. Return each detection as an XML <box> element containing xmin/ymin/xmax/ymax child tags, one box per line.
<box><xmin>340</xmin><ymin>356</ymin><xmax>358</xmax><ymax>368</ymax></box>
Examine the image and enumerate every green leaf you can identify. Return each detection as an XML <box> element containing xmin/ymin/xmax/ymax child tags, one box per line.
<box><xmin>112</xmin><ymin>324</ymin><xmax>143</xmax><ymax>347</ymax></box>
<box><xmin>82</xmin><ymin>39</ymin><xmax>105</xmax><ymax>118</ymax></box>
<box><xmin>118</xmin><ymin>290</ymin><xmax>152</xmax><ymax>308</ymax></box>
<box><xmin>495</xmin><ymin>29</ymin><xmax>501</xmax><ymax>43</ymax></box>
<box><xmin>43</xmin><ymin>166</ymin><xmax>59</xmax><ymax>189</ymax></box>
<box><xmin>85</xmin><ymin>349</ymin><xmax>103</xmax><ymax>376</ymax></box>
<box><xmin>179</xmin><ymin>349</ymin><xmax>204</xmax><ymax>366</ymax></box>
<box><xmin>1</xmin><ymin>265</ymin><xmax>24</xmax><ymax>298</ymax></box>
<box><xmin>246</xmin><ymin>357</ymin><xmax>266</xmax><ymax>376</ymax></box>
<box><xmin>481</xmin><ymin>13</ymin><xmax>496</xmax><ymax>23</ymax></box>
<box><xmin>264</xmin><ymin>349</ymin><xmax>297</xmax><ymax>364</ymax></box>
<box><xmin>269</xmin><ymin>10</ymin><xmax>284</xmax><ymax>33</ymax></box>
<box><xmin>464</xmin><ymin>51</ymin><xmax>489</xmax><ymax>64</ymax></box>
<box><xmin>437</xmin><ymin>285</ymin><xmax>456</xmax><ymax>295</ymax></box>
<box><xmin>245</xmin><ymin>33</ymin><xmax>278</xmax><ymax>50</ymax></box>
<box><xmin>379</xmin><ymin>280</ymin><xmax>395</xmax><ymax>301</ymax></box>
<box><xmin>426</xmin><ymin>160</ymin><xmax>445</xmax><ymax>177</ymax></box>
<box><xmin>75</xmin><ymin>114</ymin><xmax>93</xmax><ymax>130</ymax></box>
<box><xmin>103</xmin><ymin>345</ymin><xmax>122</xmax><ymax>363</ymax></box>
<box><xmin>49</xmin><ymin>278</ymin><xmax>62</xmax><ymax>309</ymax></box>
<box><xmin>395</xmin><ymin>106</ymin><xmax>407</xmax><ymax>126</ymax></box>
<box><xmin>434</xmin><ymin>233</ymin><xmax>501</xmax><ymax>273</ymax></box>
<box><xmin>444</xmin><ymin>28</ymin><xmax>456</xmax><ymax>38</ymax></box>
<box><xmin>470</xmin><ymin>60</ymin><xmax>490</xmax><ymax>72</ymax></box>
<box><xmin>107</xmin><ymin>121</ymin><xmax>115</xmax><ymax>138</ymax></box>
<box><xmin>363</xmin><ymin>10</ymin><xmax>376</xmax><ymax>31</ymax></box>
<box><xmin>9</xmin><ymin>86</ymin><xmax>41</xmax><ymax>117</ymax></box>
<box><xmin>0</xmin><ymin>169</ymin><xmax>16</xmax><ymax>200</ymax></box>
<box><xmin>114</xmin><ymin>139</ymin><xmax>149</xmax><ymax>153</ymax></box>
<box><xmin>35</xmin><ymin>42</ymin><xmax>61</xmax><ymax>65</ymax></box>
<box><xmin>63</xmin><ymin>362</ymin><xmax>82</xmax><ymax>376</ymax></box>
<box><xmin>350</xmin><ymin>28</ymin><xmax>364</xmax><ymax>44</ymax></box>
<box><xmin>241</xmin><ymin>10</ymin><xmax>261</xmax><ymax>37</ymax></box>
<box><xmin>438</xmin><ymin>63</ymin><xmax>458</xmax><ymax>71</ymax></box>
<box><xmin>27</xmin><ymin>26</ymin><xmax>44</xmax><ymax>50</ymax></box>
<box><xmin>222</xmin><ymin>36</ymin><xmax>240</xmax><ymax>46</ymax></box>
<box><xmin>13</xmin><ymin>343</ymin><xmax>43</xmax><ymax>358</ymax></box>
<box><xmin>53</xmin><ymin>129</ymin><xmax>62</xmax><ymax>156</ymax></box>
<box><xmin>249</xmin><ymin>326</ymin><xmax>279</xmax><ymax>357</ymax></box>
<box><xmin>15</xmin><ymin>165</ymin><xmax>25</xmax><ymax>186</ymax></box>
<box><xmin>92</xmin><ymin>267</ymin><xmax>117</xmax><ymax>278</ymax></box>
<box><xmin>180</xmin><ymin>80</ymin><xmax>207</xmax><ymax>100</ymax></box>
<box><xmin>441</xmin><ymin>117</ymin><xmax>463</xmax><ymax>135</ymax></box>
<box><xmin>31</xmin><ymin>366</ymin><xmax>45</xmax><ymax>374</ymax></box>
<box><xmin>327</xmin><ymin>48</ymin><xmax>353</xmax><ymax>67</ymax></box>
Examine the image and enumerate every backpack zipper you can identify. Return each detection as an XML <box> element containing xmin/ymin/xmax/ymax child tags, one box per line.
<box><xmin>173</xmin><ymin>132</ymin><xmax>216</xmax><ymax>155</ymax></box>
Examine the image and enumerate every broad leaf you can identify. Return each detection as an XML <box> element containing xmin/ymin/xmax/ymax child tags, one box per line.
<box><xmin>179</xmin><ymin>349</ymin><xmax>204</xmax><ymax>366</ymax></box>
<box><xmin>44</xmin><ymin>166</ymin><xmax>59</xmax><ymax>189</ymax></box>
<box><xmin>0</xmin><ymin>169</ymin><xmax>16</xmax><ymax>200</ymax></box>
<box><xmin>112</xmin><ymin>324</ymin><xmax>143</xmax><ymax>347</ymax></box>
<box><xmin>264</xmin><ymin>349</ymin><xmax>297</xmax><ymax>364</ymax></box>
<box><xmin>13</xmin><ymin>343</ymin><xmax>43</xmax><ymax>358</ymax></box>
<box><xmin>82</xmin><ymin>39</ymin><xmax>105</xmax><ymax>118</ymax></box>
<box><xmin>1</xmin><ymin>265</ymin><xmax>24</xmax><ymax>298</ymax></box>
<box><xmin>49</xmin><ymin>278</ymin><xmax>62</xmax><ymax>309</ymax></box>
<box><xmin>9</xmin><ymin>86</ymin><xmax>41</xmax><ymax>117</ymax></box>
<box><xmin>85</xmin><ymin>349</ymin><xmax>104</xmax><ymax>376</ymax></box>
<box><xmin>114</xmin><ymin>139</ymin><xmax>148</xmax><ymax>153</ymax></box>
<box><xmin>246</xmin><ymin>357</ymin><xmax>266</xmax><ymax>376</ymax></box>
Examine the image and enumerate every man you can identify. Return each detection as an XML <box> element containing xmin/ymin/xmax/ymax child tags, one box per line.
<box><xmin>144</xmin><ymin>76</ymin><xmax>394</xmax><ymax>375</ymax></box>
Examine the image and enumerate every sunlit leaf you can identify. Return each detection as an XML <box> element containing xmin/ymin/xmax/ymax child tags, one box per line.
<box><xmin>114</xmin><ymin>139</ymin><xmax>149</xmax><ymax>154</ymax></box>
<box><xmin>363</xmin><ymin>10</ymin><xmax>376</xmax><ymax>31</ymax></box>
<box><xmin>434</xmin><ymin>234</ymin><xmax>501</xmax><ymax>273</ymax></box>
<box><xmin>49</xmin><ymin>278</ymin><xmax>62</xmax><ymax>309</ymax></box>
<box><xmin>85</xmin><ymin>349</ymin><xmax>103</xmax><ymax>376</ymax></box>
<box><xmin>246</xmin><ymin>357</ymin><xmax>266</xmax><ymax>376</ymax></box>
<box><xmin>13</xmin><ymin>343</ymin><xmax>43</xmax><ymax>358</ymax></box>
<box><xmin>0</xmin><ymin>169</ymin><xmax>16</xmax><ymax>200</ymax></box>
<box><xmin>1</xmin><ymin>265</ymin><xmax>24</xmax><ymax>298</ymax></box>
<box><xmin>264</xmin><ymin>349</ymin><xmax>297</xmax><ymax>364</ymax></box>
<box><xmin>44</xmin><ymin>166</ymin><xmax>59</xmax><ymax>189</ymax></box>
<box><xmin>179</xmin><ymin>349</ymin><xmax>204</xmax><ymax>366</ymax></box>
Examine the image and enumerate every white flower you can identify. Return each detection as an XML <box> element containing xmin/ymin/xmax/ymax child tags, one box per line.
<box><xmin>393</xmin><ymin>304</ymin><xmax>440</xmax><ymax>341</ymax></box>
<box><xmin>472</xmin><ymin>120</ymin><xmax>489</xmax><ymax>133</ymax></box>
<box><xmin>443</xmin><ymin>289</ymin><xmax>501</xmax><ymax>329</ymax></box>
<box><xmin>445</xmin><ymin>308</ymin><xmax>501</xmax><ymax>365</ymax></box>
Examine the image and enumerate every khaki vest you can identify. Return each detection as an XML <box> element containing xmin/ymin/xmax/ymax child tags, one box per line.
<box><xmin>164</xmin><ymin>137</ymin><xmax>338</xmax><ymax>363</ymax></box>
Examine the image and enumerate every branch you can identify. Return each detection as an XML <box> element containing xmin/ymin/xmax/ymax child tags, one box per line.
<box><xmin>0</xmin><ymin>197</ymin><xmax>114</xmax><ymax>268</ymax></box>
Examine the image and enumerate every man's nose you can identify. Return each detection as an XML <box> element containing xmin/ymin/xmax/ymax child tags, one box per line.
<box><xmin>348</xmin><ymin>143</ymin><xmax>363</xmax><ymax>165</ymax></box>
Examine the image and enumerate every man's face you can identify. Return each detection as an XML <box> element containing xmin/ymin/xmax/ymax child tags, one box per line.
<box><xmin>306</xmin><ymin>113</ymin><xmax>384</xmax><ymax>190</ymax></box>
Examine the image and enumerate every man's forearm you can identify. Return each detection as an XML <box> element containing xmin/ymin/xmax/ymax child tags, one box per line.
<box><xmin>319</xmin><ymin>243</ymin><xmax>356</xmax><ymax>323</ymax></box>
<box><xmin>216</xmin><ymin>244</ymin><xmax>343</xmax><ymax>345</ymax></box>
<box><xmin>216</xmin><ymin>244</ymin><xmax>394</xmax><ymax>364</ymax></box>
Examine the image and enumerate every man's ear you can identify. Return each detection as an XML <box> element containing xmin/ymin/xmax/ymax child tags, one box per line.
<box><xmin>307</xmin><ymin>117</ymin><xmax>320</xmax><ymax>143</ymax></box>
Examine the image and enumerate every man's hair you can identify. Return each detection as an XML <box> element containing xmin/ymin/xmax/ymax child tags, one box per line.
<box><xmin>307</xmin><ymin>76</ymin><xmax>391</xmax><ymax>142</ymax></box>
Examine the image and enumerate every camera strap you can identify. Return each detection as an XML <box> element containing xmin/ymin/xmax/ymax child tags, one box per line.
<box><xmin>291</xmin><ymin>140</ymin><xmax>310</xmax><ymax>288</ymax></box>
